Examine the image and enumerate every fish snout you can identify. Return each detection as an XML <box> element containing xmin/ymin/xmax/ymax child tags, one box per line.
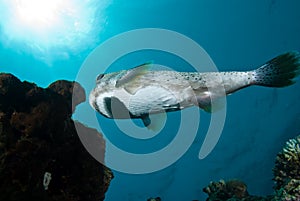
<box><xmin>89</xmin><ymin>90</ymin><xmax>98</xmax><ymax>110</ymax></box>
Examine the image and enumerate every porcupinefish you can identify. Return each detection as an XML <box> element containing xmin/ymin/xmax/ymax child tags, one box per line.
<box><xmin>89</xmin><ymin>52</ymin><xmax>300</xmax><ymax>130</ymax></box>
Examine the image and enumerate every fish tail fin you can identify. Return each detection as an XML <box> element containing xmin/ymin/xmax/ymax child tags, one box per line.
<box><xmin>252</xmin><ymin>51</ymin><xmax>300</xmax><ymax>87</ymax></box>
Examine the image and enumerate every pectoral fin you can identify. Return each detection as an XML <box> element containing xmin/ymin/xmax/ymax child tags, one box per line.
<box><xmin>123</xmin><ymin>85</ymin><xmax>142</xmax><ymax>95</ymax></box>
<box><xmin>115</xmin><ymin>62</ymin><xmax>152</xmax><ymax>88</ymax></box>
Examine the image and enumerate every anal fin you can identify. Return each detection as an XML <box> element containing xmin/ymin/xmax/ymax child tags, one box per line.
<box><xmin>141</xmin><ymin>112</ymin><xmax>167</xmax><ymax>132</ymax></box>
<box><xmin>196</xmin><ymin>93</ymin><xmax>225</xmax><ymax>113</ymax></box>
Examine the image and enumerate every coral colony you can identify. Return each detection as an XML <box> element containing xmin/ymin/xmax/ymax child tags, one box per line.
<box><xmin>273</xmin><ymin>135</ymin><xmax>300</xmax><ymax>201</ymax></box>
<box><xmin>203</xmin><ymin>135</ymin><xmax>300</xmax><ymax>201</ymax></box>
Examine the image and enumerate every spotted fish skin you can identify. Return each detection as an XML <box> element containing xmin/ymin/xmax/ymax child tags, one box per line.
<box><xmin>89</xmin><ymin>51</ymin><xmax>300</xmax><ymax>127</ymax></box>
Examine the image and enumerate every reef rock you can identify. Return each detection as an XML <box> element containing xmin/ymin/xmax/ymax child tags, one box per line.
<box><xmin>0</xmin><ymin>73</ymin><xmax>113</xmax><ymax>201</ymax></box>
<box><xmin>203</xmin><ymin>179</ymin><xmax>273</xmax><ymax>201</ymax></box>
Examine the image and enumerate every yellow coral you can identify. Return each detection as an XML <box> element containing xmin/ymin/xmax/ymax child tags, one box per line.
<box><xmin>273</xmin><ymin>135</ymin><xmax>300</xmax><ymax>201</ymax></box>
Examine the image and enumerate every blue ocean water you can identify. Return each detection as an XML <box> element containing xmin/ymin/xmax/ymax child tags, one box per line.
<box><xmin>1</xmin><ymin>0</ymin><xmax>300</xmax><ymax>201</ymax></box>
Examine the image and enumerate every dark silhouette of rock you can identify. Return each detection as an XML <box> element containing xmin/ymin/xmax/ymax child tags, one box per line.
<box><xmin>48</xmin><ymin>80</ymin><xmax>86</xmax><ymax>113</ymax></box>
<box><xmin>0</xmin><ymin>73</ymin><xmax>113</xmax><ymax>201</ymax></box>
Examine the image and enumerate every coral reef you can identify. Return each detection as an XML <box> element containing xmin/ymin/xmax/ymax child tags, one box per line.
<box><xmin>203</xmin><ymin>179</ymin><xmax>271</xmax><ymax>201</ymax></box>
<box><xmin>0</xmin><ymin>73</ymin><xmax>113</xmax><ymax>201</ymax></box>
<box><xmin>273</xmin><ymin>135</ymin><xmax>300</xmax><ymax>201</ymax></box>
<box><xmin>203</xmin><ymin>135</ymin><xmax>300</xmax><ymax>201</ymax></box>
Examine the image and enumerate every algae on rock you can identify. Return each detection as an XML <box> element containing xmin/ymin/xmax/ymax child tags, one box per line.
<box><xmin>0</xmin><ymin>73</ymin><xmax>113</xmax><ymax>201</ymax></box>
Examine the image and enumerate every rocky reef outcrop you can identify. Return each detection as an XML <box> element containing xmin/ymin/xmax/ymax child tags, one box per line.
<box><xmin>203</xmin><ymin>179</ymin><xmax>272</xmax><ymax>201</ymax></box>
<box><xmin>0</xmin><ymin>73</ymin><xmax>113</xmax><ymax>201</ymax></box>
<box><xmin>203</xmin><ymin>134</ymin><xmax>300</xmax><ymax>201</ymax></box>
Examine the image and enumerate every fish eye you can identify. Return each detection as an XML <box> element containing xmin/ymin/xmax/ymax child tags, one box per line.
<box><xmin>96</xmin><ymin>74</ymin><xmax>105</xmax><ymax>81</ymax></box>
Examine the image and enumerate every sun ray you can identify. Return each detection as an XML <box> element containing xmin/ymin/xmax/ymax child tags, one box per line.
<box><xmin>0</xmin><ymin>0</ymin><xmax>111</xmax><ymax>63</ymax></box>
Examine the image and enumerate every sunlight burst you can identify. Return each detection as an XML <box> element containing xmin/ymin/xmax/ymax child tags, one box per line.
<box><xmin>0</xmin><ymin>0</ymin><xmax>111</xmax><ymax>63</ymax></box>
<box><xmin>15</xmin><ymin>0</ymin><xmax>63</xmax><ymax>29</ymax></box>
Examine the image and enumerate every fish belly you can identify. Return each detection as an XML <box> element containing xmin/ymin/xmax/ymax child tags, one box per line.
<box><xmin>126</xmin><ymin>86</ymin><xmax>183</xmax><ymax>116</ymax></box>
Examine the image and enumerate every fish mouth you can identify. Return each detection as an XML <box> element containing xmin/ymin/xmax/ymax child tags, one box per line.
<box><xmin>89</xmin><ymin>90</ymin><xmax>120</xmax><ymax>119</ymax></box>
<box><xmin>89</xmin><ymin>90</ymin><xmax>108</xmax><ymax>117</ymax></box>
<box><xmin>88</xmin><ymin>90</ymin><xmax>97</xmax><ymax>110</ymax></box>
